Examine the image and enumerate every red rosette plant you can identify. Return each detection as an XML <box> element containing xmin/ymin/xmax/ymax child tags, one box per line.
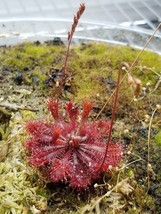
<box><xmin>24</xmin><ymin>3</ymin><xmax>123</xmax><ymax>188</ymax></box>
<box><xmin>25</xmin><ymin>100</ymin><xmax>122</xmax><ymax>188</ymax></box>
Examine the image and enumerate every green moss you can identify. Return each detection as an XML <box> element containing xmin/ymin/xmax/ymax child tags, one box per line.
<box><xmin>155</xmin><ymin>130</ymin><xmax>161</xmax><ymax>146</ymax></box>
<box><xmin>0</xmin><ymin>113</ymin><xmax>47</xmax><ymax>213</ymax></box>
<box><xmin>68</xmin><ymin>43</ymin><xmax>161</xmax><ymax>102</ymax></box>
<box><xmin>20</xmin><ymin>110</ymin><xmax>36</xmax><ymax>120</ymax></box>
<box><xmin>0</xmin><ymin>42</ymin><xmax>65</xmax><ymax>71</ymax></box>
<box><xmin>145</xmin><ymin>194</ymin><xmax>155</xmax><ymax>210</ymax></box>
<box><xmin>1</xmin><ymin>42</ymin><xmax>161</xmax><ymax>101</ymax></box>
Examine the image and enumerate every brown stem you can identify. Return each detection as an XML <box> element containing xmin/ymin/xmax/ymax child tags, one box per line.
<box><xmin>96</xmin><ymin>23</ymin><xmax>161</xmax><ymax>118</ymax></box>
<box><xmin>57</xmin><ymin>3</ymin><xmax>85</xmax><ymax>100</ymax></box>
<box><xmin>98</xmin><ymin>64</ymin><xmax>122</xmax><ymax>171</ymax></box>
<box><xmin>128</xmin><ymin>23</ymin><xmax>161</xmax><ymax>74</ymax></box>
<box><xmin>95</xmin><ymin>62</ymin><xmax>129</xmax><ymax>120</ymax></box>
<box><xmin>56</xmin><ymin>36</ymin><xmax>72</xmax><ymax>100</ymax></box>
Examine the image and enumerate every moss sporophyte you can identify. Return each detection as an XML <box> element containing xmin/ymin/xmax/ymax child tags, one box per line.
<box><xmin>24</xmin><ymin>3</ymin><xmax>124</xmax><ymax>188</ymax></box>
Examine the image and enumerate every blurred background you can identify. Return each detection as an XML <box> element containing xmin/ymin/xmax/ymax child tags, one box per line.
<box><xmin>0</xmin><ymin>0</ymin><xmax>161</xmax><ymax>53</ymax></box>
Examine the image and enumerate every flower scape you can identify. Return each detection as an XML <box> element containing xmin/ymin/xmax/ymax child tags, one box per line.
<box><xmin>24</xmin><ymin>100</ymin><xmax>123</xmax><ymax>188</ymax></box>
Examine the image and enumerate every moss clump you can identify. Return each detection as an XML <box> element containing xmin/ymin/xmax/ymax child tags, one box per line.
<box><xmin>155</xmin><ymin>130</ymin><xmax>161</xmax><ymax>146</ymax></box>
<box><xmin>0</xmin><ymin>111</ymin><xmax>47</xmax><ymax>214</ymax></box>
<box><xmin>68</xmin><ymin>43</ymin><xmax>161</xmax><ymax>102</ymax></box>
<box><xmin>1</xmin><ymin>42</ymin><xmax>161</xmax><ymax>100</ymax></box>
<box><xmin>0</xmin><ymin>42</ymin><xmax>65</xmax><ymax>70</ymax></box>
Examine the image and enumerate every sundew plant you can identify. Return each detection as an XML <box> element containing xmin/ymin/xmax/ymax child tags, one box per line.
<box><xmin>24</xmin><ymin>3</ymin><xmax>123</xmax><ymax>189</ymax></box>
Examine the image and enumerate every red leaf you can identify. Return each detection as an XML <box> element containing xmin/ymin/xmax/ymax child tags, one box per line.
<box><xmin>48</xmin><ymin>99</ymin><xmax>59</xmax><ymax>120</ymax></box>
